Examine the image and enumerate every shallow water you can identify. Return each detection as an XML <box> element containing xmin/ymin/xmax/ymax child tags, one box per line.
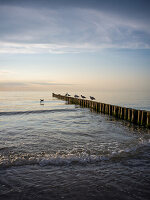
<box><xmin>0</xmin><ymin>91</ymin><xmax>150</xmax><ymax>200</ymax></box>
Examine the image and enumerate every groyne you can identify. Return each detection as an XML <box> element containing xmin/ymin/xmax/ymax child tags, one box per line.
<box><xmin>52</xmin><ymin>93</ymin><xmax>150</xmax><ymax>128</ymax></box>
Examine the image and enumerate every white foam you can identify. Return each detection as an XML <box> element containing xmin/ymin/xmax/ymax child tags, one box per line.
<box><xmin>1</xmin><ymin>140</ymin><xmax>150</xmax><ymax>168</ymax></box>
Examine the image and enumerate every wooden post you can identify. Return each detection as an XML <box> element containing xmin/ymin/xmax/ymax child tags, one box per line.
<box><xmin>120</xmin><ymin>107</ymin><xmax>124</xmax><ymax>119</ymax></box>
<box><xmin>94</xmin><ymin>102</ymin><xmax>97</xmax><ymax>110</ymax></box>
<box><xmin>88</xmin><ymin>100</ymin><xmax>91</xmax><ymax>108</ymax></box>
<box><xmin>109</xmin><ymin>104</ymin><xmax>112</xmax><ymax>115</ymax></box>
<box><xmin>97</xmin><ymin>103</ymin><xmax>100</xmax><ymax>112</ymax></box>
<box><xmin>102</xmin><ymin>103</ymin><xmax>105</xmax><ymax>113</ymax></box>
<box><xmin>113</xmin><ymin>106</ymin><xmax>119</xmax><ymax>117</ymax></box>
<box><xmin>131</xmin><ymin>109</ymin><xmax>138</xmax><ymax>124</ymax></box>
<box><xmin>99</xmin><ymin>103</ymin><xmax>102</xmax><ymax>112</ymax></box>
<box><xmin>141</xmin><ymin>111</ymin><xmax>147</xmax><ymax>126</ymax></box>
<box><xmin>127</xmin><ymin>108</ymin><xmax>132</xmax><ymax>122</ymax></box>
<box><xmin>105</xmin><ymin>104</ymin><xmax>109</xmax><ymax>114</ymax></box>
<box><xmin>52</xmin><ymin>93</ymin><xmax>150</xmax><ymax>128</ymax></box>
<box><xmin>91</xmin><ymin>101</ymin><xmax>94</xmax><ymax>109</ymax></box>
<box><xmin>138</xmin><ymin>110</ymin><xmax>142</xmax><ymax>125</ymax></box>
<box><xmin>147</xmin><ymin>112</ymin><xmax>150</xmax><ymax>128</ymax></box>
<box><xmin>118</xmin><ymin>106</ymin><xmax>121</xmax><ymax>119</ymax></box>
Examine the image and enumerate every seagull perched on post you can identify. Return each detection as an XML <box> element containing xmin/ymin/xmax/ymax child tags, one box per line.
<box><xmin>65</xmin><ymin>93</ymin><xmax>71</xmax><ymax>97</ymax></box>
<box><xmin>74</xmin><ymin>95</ymin><xmax>79</xmax><ymax>98</ymax></box>
<box><xmin>81</xmin><ymin>95</ymin><xmax>86</xmax><ymax>99</ymax></box>
<box><xmin>90</xmin><ymin>96</ymin><xmax>95</xmax><ymax>100</ymax></box>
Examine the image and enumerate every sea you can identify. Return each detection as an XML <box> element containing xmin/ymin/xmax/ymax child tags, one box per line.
<box><xmin>0</xmin><ymin>91</ymin><xmax>150</xmax><ymax>200</ymax></box>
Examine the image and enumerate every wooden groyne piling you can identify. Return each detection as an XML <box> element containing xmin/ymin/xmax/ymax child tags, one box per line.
<box><xmin>52</xmin><ymin>93</ymin><xmax>150</xmax><ymax>128</ymax></box>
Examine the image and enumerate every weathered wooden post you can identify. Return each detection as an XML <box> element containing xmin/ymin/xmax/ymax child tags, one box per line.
<box><xmin>84</xmin><ymin>100</ymin><xmax>87</xmax><ymax>107</ymax></box>
<box><xmin>68</xmin><ymin>97</ymin><xmax>71</xmax><ymax>104</ymax></box>
<box><xmin>127</xmin><ymin>108</ymin><xmax>132</xmax><ymax>122</ymax></box>
<box><xmin>86</xmin><ymin>100</ymin><xmax>89</xmax><ymax>108</ymax></box>
<box><xmin>96</xmin><ymin>102</ymin><xmax>100</xmax><ymax>112</ymax></box>
<box><xmin>52</xmin><ymin>93</ymin><xmax>150</xmax><ymax>128</ymax></box>
<box><xmin>91</xmin><ymin>101</ymin><xmax>94</xmax><ymax>109</ymax></box>
<box><xmin>79</xmin><ymin>99</ymin><xmax>82</xmax><ymax>106</ymax></box>
<box><xmin>118</xmin><ymin>106</ymin><xmax>120</xmax><ymax>118</ymax></box>
<box><xmin>147</xmin><ymin>111</ymin><xmax>150</xmax><ymax>128</ymax></box>
<box><xmin>120</xmin><ymin>107</ymin><xmax>124</xmax><ymax>119</ymax></box>
<box><xmin>118</xmin><ymin>106</ymin><xmax>121</xmax><ymax>119</ymax></box>
<box><xmin>99</xmin><ymin>103</ymin><xmax>102</xmax><ymax>112</ymax></box>
<box><xmin>111</xmin><ymin>105</ymin><xmax>114</xmax><ymax>115</ymax></box>
<box><xmin>138</xmin><ymin>110</ymin><xmax>142</xmax><ymax>125</ymax></box>
<box><xmin>93</xmin><ymin>101</ymin><xmax>96</xmax><ymax>110</ymax></box>
<box><xmin>74</xmin><ymin>98</ymin><xmax>76</xmax><ymax>104</ymax></box>
<box><xmin>131</xmin><ymin>109</ymin><xmax>138</xmax><ymax>124</ymax></box>
<box><xmin>83</xmin><ymin>99</ymin><xmax>86</xmax><ymax>107</ymax></box>
<box><xmin>96</xmin><ymin>102</ymin><xmax>98</xmax><ymax>111</ymax></box>
<box><xmin>108</xmin><ymin>104</ymin><xmax>112</xmax><ymax>115</ymax></box>
<box><xmin>123</xmin><ymin>107</ymin><xmax>127</xmax><ymax>120</ymax></box>
<box><xmin>88</xmin><ymin>100</ymin><xmax>91</xmax><ymax>108</ymax></box>
<box><xmin>141</xmin><ymin>111</ymin><xmax>147</xmax><ymax>126</ymax></box>
<box><xmin>105</xmin><ymin>104</ymin><xmax>109</xmax><ymax>114</ymax></box>
<box><xmin>113</xmin><ymin>106</ymin><xmax>119</xmax><ymax>117</ymax></box>
<box><xmin>64</xmin><ymin>96</ymin><xmax>67</xmax><ymax>101</ymax></box>
<box><xmin>101</xmin><ymin>103</ymin><xmax>105</xmax><ymax>113</ymax></box>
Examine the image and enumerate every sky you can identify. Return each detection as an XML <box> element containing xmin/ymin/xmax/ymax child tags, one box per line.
<box><xmin>0</xmin><ymin>0</ymin><xmax>150</xmax><ymax>92</ymax></box>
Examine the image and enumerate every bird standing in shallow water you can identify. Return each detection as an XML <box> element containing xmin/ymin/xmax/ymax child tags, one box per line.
<box><xmin>40</xmin><ymin>99</ymin><xmax>44</xmax><ymax>104</ymax></box>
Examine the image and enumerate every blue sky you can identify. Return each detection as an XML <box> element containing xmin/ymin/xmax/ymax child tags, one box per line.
<box><xmin>0</xmin><ymin>0</ymin><xmax>150</xmax><ymax>91</ymax></box>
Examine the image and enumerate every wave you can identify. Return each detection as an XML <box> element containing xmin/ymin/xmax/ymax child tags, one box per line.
<box><xmin>0</xmin><ymin>154</ymin><xmax>109</xmax><ymax>169</ymax></box>
<box><xmin>0</xmin><ymin>108</ymin><xmax>77</xmax><ymax>116</ymax></box>
<box><xmin>0</xmin><ymin>141</ymin><xmax>150</xmax><ymax>169</ymax></box>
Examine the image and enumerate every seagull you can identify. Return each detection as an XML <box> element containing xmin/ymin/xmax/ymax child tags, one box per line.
<box><xmin>90</xmin><ymin>96</ymin><xmax>95</xmax><ymax>100</ymax></box>
<box><xmin>81</xmin><ymin>95</ymin><xmax>86</xmax><ymax>99</ymax></box>
<box><xmin>74</xmin><ymin>95</ymin><xmax>79</xmax><ymax>98</ymax></box>
<box><xmin>40</xmin><ymin>99</ymin><xmax>44</xmax><ymax>104</ymax></box>
<box><xmin>65</xmin><ymin>93</ymin><xmax>71</xmax><ymax>97</ymax></box>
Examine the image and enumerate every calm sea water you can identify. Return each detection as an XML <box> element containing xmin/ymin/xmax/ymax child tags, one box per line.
<box><xmin>0</xmin><ymin>91</ymin><xmax>150</xmax><ymax>200</ymax></box>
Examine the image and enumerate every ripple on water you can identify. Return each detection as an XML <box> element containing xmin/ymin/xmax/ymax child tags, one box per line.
<box><xmin>0</xmin><ymin>92</ymin><xmax>150</xmax><ymax>199</ymax></box>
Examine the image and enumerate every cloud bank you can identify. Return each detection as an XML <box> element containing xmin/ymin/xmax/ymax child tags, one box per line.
<box><xmin>0</xmin><ymin>3</ymin><xmax>150</xmax><ymax>54</ymax></box>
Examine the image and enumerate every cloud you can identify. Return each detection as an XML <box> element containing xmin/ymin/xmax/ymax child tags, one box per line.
<box><xmin>0</xmin><ymin>81</ymin><xmax>74</xmax><ymax>87</ymax></box>
<box><xmin>30</xmin><ymin>81</ymin><xmax>74</xmax><ymax>86</ymax></box>
<box><xmin>0</xmin><ymin>80</ymin><xmax>76</xmax><ymax>91</ymax></box>
<box><xmin>0</xmin><ymin>82</ymin><xmax>26</xmax><ymax>86</ymax></box>
<box><xmin>0</xmin><ymin>82</ymin><xmax>28</xmax><ymax>91</ymax></box>
<box><xmin>0</xmin><ymin>5</ymin><xmax>150</xmax><ymax>54</ymax></box>
<box><xmin>0</xmin><ymin>42</ymin><xmax>101</xmax><ymax>54</ymax></box>
<box><xmin>0</xmin><ymin>70</ymin><xmax>16</xmax><ymax>79</ymax></box>
<box><xmin>0</xmin><ymin>70</ymin><xmax>13</xmax><ymax>75</ymax></box>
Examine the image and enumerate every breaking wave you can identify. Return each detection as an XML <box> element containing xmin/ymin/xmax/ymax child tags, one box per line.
<box><xmin>1</xmin><ymin>140</ymin><xmax>150</xmax><ymax>169</ymax></box>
